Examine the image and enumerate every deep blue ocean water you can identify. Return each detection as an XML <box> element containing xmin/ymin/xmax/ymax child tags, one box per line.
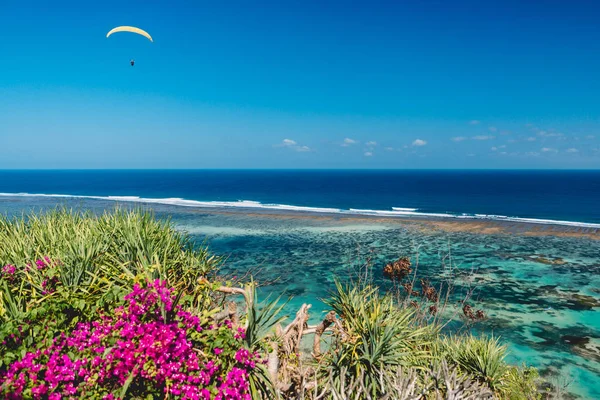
<box><xmin>1</xmin><ymin>170</ymin><xmax>599</xmax><ymax>398</ymax></box>
<box><xmin>0</xmin><ymin>169</ymin><xmax>599</xmax><ymax>224</ymax></box>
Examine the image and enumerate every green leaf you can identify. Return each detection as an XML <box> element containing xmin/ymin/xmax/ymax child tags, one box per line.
<box><xmin>120</xmin><ymin>369</ymin><xmax>136</xmax><ymax>399</ymax></box>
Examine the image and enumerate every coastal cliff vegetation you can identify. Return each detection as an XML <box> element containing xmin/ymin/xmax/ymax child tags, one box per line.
<box><xmin>0</xmin><ymin>209</ymin><xmax>544</xmax><ymax>399</ymax></box>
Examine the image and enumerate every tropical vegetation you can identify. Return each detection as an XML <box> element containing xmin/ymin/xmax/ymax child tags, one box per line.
<box><xmin>0</xmin><ymin>209</ymin><xmax>544</xmax><ymax>399</ymax></box>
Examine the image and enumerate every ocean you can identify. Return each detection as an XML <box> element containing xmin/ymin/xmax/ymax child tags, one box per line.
<box><xmin>0</xmin><ymin>169</ymin><xmax>599</xmax><ymax>398</ymax></box>
<box><xmin>0</xmin><ymin>170</ymin><xmax>599</xmax><ymax>225</ymax></box>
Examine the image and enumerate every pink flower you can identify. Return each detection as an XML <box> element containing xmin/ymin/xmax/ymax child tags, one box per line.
<box><xmin>2</xmin><ymin>264</ymin><xmax>16</xmax><ymax>277</ymax></box>
<box><xmin>1</xmin><ymin>278</ymin><xmax>256</xmax><ymax>399</ymax></box>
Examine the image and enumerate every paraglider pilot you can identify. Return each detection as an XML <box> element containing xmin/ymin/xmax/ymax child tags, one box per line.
<box><xmin>106</xmin><ymin>26</ymin><xmax>152</xmax><ymax>67</ymax></box>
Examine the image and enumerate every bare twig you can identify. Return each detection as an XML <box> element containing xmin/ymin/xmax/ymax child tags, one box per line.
<box><xmin>312</xmin><ymin>311</ymin><xmax>337</xmax><ymax>357</ymax></box>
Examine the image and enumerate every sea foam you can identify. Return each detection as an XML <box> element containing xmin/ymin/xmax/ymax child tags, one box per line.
<box><xmin>0</xmin><ymin>192</ymin><xmax>599</xmax><ymax>229</ymax></box>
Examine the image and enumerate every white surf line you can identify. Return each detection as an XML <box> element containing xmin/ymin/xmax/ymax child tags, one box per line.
<box><xmin>1</xmin><ymin>193</ymin><xmax>599</xmax><ymax>229</ymax></box>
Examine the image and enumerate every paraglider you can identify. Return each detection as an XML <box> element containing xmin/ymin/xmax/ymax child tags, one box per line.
<box><xmin>106</xmin><ymin>26</ymin><xmax>153</xmax><ymax>42</ymax></box>
<box><xmin>106</xmin><ymin>26</ymin><xmax>152</xmax><ymax>66</ymax></box>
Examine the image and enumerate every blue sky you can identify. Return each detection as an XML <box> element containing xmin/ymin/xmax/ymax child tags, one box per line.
<box><xmin>1</xmin><ymin>0</ymin><xmax>599</xmax><ymax>169</ymax></box>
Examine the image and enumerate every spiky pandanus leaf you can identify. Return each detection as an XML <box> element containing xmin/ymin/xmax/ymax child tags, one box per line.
<box><xmin>443</xmin><ymin>334</ymin><xmax>508</xmax><ymax>391</ymax></box>
<box><xmin>321</xmin><ymin>280</ymin><xmax>434</xmax><ymax>398</ymax></box>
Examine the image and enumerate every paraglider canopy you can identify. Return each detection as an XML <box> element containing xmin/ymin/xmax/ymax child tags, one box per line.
<box><xmin>106</xmin><ymin>26</ymin><xmax>153</xmax><ymax>42</ymax></box>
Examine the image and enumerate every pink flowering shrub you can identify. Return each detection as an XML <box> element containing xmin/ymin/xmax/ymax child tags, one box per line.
<box><xmin>1</xmin><ymin>258</ymin><xmax>83</xmax><ymax>369</ymax></box>
<box><xmin>1</xmin><ymin>278</ymin><xmax>263</xmax><ymax>399</ymax></box>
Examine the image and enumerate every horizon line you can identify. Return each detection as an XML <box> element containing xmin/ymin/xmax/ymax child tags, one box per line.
<box><xmin>0</xmin><ymin>168</ymin><xmax>599</xmax><ymax>172</ymax></box>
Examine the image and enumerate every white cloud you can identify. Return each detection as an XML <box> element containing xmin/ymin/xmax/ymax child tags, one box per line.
<box><xmin>452</xmin><ymin>136</ymin><xmax>467</xmax><ymax>142</ymax></box>
<box><xmin>467</xmin><ymin>153</ymin><xmax>476</xmax><ymax>157</ymax></box>
<box><xmin>526</xmin><ymin>137</ymin><xmax>537</xmax><ymax>142</ymax></box>
<box><xmin>586</xmin><ymin>135</ymin><xmax>596</xmax><ymax>139</ymax></box>
<box><xmin>500</xmin><ymin>152</ymin><xmax>508</xmax><ymax>155</ymax></box>
<box><xmin>385</xmin><ymin>147</ymin><xmax>394</xmax><ymax>151</ymax></box>
<box><xmin>566</xmin><ymin>148</ymin><xmax>579</xmax><ymax>153</ymax></box>
<box><xmin>488</xmin><ymin>126</ymin><xmax>498</xmax><ymax>132</ymax></box>
<box><xmin>541</xmin><ymin>147</ymin><xmax>558</xmax><ymax>153</ymax></box>
<box><xmin>469</xmin><ymin>120</ymin><xmax>481</xmax><ymax>125</ymax></box>
<box><xmin>412</xmin><ymin>139</ymin><xmax>427</xmax><ymax>146</ymax></box>
<box><xmin>472</xmin><ymin>135</ymin><xmax>495</xmax><ymax>140</ymax></box>
<box><xmin>366</xmin><ymin>141</ymin><xmax>377</xmax><ymax>146</ymax></box>
<box><xmin>364</xmin><ymin>151</ymin><xmax>373</xmax><ymax>157</ymax></box>
<box><xmin>341</xmin><ymin>138</ymin><xmax>358</xmax><ymax>147</ymax></box>
<box><xmin>491</xmin><ymin>147</ymin><xmax>498</xmax><ymax>151</ymax></box>
<box><xmin>526</xmin><ymin>152</ymin><xmax>540</xmax><ymax>157</ymax></box>
<box><xmin>508</xmin><ymin>139</ymin><xmax>517</xmax><ymax>143</ymax></box>
<box><xmin>498</xmin><ymin>145</ymin><xmax>506</xmax><ymax>149</ymax></box>
<box><xmin>538</xmin><ymin>131</ymin><xmax>563</xmax><ymax>137</ymax></box>
<box><xmin>282</xmin><ymin>139</ymin><xmax>297</xmax><ymax>146</ymax></box>
<box><xmin>276</xmin><ymin>139</ymin><xmax>311</xmax><ymax>152</ymax></box>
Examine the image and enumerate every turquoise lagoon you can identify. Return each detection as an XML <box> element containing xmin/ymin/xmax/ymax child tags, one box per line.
<box><xmin>1</xmin><ymin>196</ymin><xmax>599</xmax><ymax>399</ymax></box>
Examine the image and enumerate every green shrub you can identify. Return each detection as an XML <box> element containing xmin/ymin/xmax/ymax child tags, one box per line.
<box><xmin>502</xmin><ymin>365</ymin><xmax>542</xmax><ymax>400</ymax></box>
<box><xmin>321</xmin><ymin>280</ymin><xmax>433</xmax><ymax>398</ymax></box>
<box><xmin>0</xmin><ymin>208</ymin><xmax>219</xmax><ymax>317</ymax></box>
<box><xmin>444</xmin><ymin>334</ymin><xmax>508</xmax><ymax>391</ymax></box>
<box><xmin>0</xmin><ymin>209</ymin><xmax>220</xmax><ymax>369</ymax></box>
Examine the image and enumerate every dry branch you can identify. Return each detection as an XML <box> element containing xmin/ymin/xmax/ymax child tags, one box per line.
<box><xmin>212</xmin><ymin>301</ymin><xmax>238</xmax><ymax>324</ymax></box>
<box><xmin>312</xmin><ymin>311</ymin><xmax>337</xmax><ymax>357</ymax></box>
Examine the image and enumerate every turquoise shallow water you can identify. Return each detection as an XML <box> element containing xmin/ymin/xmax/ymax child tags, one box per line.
<box><xmin>1</xmin><ymin>196</ymin><xmax>599</xmax><ymax>399</ymax></box>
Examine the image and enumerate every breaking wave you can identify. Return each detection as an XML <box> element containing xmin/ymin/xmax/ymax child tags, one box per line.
<box><xmin>1</xmin><ymin>192</ymin><xmax>599</xmax><ymax>229</ymax></box>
